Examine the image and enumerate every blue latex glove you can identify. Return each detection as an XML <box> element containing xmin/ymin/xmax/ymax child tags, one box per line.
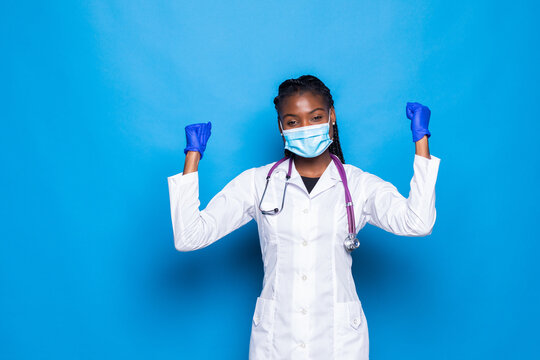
<box><xmin>406</xmin><ymin>102</ymin><xmax>431</xmax><ymax>142</ymax></box>
<box><xmin>184</xmin><ymin>121</ymin><xmax>212</xmax><ymax>159</ymax></box>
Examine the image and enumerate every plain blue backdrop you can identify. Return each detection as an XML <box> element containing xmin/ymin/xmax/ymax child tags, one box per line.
<box><xmin>2</xmin><ymin>1</ymin><xmax>539</xmax><ymax>359</ymax></box>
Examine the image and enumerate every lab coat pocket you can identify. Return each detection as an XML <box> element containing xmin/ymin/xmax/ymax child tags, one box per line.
<box><xmin>335</xmin><ymin>300</ymin><xmax>369</xmax><ymax>360</ymax></box>
<box><xmin>249</xmin><ymin>297</ymin><xmax>276</xmax><ymax>360</ymax></box>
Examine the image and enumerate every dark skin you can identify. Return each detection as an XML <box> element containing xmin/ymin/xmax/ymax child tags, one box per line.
<box><xmin>278</xmin><ymin>92</ymin><xmax>336</xmax><ymax>177</ymax></box>
<box><xmin>183</xmin><ymin>91</ymin><xmax>431</xmax><ymax>174</ymax></box>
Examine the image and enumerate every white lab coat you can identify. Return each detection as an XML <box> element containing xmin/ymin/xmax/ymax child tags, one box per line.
<box><xmin>167</xmin><ymin>154</ymin><xmax>441</xmax><ymax>360</ymax></box>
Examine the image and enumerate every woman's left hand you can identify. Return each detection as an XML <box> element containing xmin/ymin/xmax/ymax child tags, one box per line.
<box><xmin>406</xmin><ymin>102</ymin><xmax>431</xmax><ymax>142</ymax></box>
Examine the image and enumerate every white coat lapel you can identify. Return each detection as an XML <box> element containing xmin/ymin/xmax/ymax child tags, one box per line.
<box><xmin>307</xmin><ymin>159</ymin><xmax>342</xmax><ymax>198</ymax></box>
<box><xmin>275</xmin><ymin>157</ymin><xmax>342</xmax><ymax>198</ymax></box>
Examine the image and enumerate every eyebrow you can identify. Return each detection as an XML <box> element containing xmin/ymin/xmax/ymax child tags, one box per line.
<box><xmin>282</xmin><ymin>107</ymin><xmax>326</xmax><ymax>119</ymax></box>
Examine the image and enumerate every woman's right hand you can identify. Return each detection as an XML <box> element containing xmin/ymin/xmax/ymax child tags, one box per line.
<box><xmin>184</xmin><ymin>122</ymin><xmax>212</xmax><ymax>160</ymax></box>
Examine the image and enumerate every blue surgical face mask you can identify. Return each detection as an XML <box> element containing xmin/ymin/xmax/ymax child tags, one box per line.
<box><xmin>279</xmin><ymin>110</ymin><xmax>333</xmax><ymax>158</ymax></box>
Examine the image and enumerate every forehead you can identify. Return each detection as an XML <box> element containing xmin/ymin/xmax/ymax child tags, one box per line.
<box><xmin>279</xmin><ymin>91</ymin><xmax>327</xmax><ymax>114</ymax></box>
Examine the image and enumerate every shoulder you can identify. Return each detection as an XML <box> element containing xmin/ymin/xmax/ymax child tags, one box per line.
<box><xmin>254</xmin><ymin>161</ymin><xmax>285</xmax><ymax>188</ymax></box>
<box><xmin>251</xmin><ymin>159</ymin><xmax>290</xmax><ymax>178</ymax></box>
<box><xmin>342</xmin><ymin>162</ymin><xmax>363</xmax><ymax>175</ymax></box>
<box><xmin>229</xmin><ymin>160</ymin><xmax>280</xmax><ymax>183</ymax></box>
<box><xmin>341</xmin><ymin>162</ymin><xmax>388</xmax><ymax>190</ymax></box>
<box><xmin>342</xmin><ymin>162</ymin><xmax>369</xmax><ymax>182</ymax></box>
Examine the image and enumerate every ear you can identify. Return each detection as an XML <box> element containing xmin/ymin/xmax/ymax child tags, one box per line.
<box><xmin>329</xmin><ymin>109</ymin><xmax>336</xmax><ymax>139</ymax></box>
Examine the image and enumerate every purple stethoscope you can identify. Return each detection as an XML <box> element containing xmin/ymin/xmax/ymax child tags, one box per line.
<box><xmin>258</xmin><ymin>153</ymin><xmax>360</xmax><ymax>252</ymax></box>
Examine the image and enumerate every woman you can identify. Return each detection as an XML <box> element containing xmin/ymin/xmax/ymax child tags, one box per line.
<box><xmin>167</xmin><ymin>75</ymin><xmax>441</xmax><ymax>359</ymax></box>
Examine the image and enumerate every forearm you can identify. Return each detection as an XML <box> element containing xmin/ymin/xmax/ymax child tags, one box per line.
<box><xmin>168</xmin><ymin>170</ymin><xmax>207</xmax><ymax>251</ymax></box>
<box><xmin>183</xmin><ymin>151</ymin><xmax>201</xmax><ymax>174</ymax></box>
<box><xmin>415</xmin><ymin>135</ymin><xmax>431</xmax><ymax>159</ymax></box>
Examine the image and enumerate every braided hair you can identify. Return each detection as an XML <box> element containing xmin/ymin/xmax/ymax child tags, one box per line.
<box><xmin>273</xmin><ymin>75</ymin><xmax>346</xmax><ymax>164</ymax></box>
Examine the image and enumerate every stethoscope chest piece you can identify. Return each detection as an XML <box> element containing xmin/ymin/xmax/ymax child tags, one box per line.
<box><xmin>344</xmin><ymin>234</ymin><xmax>360</xmax><ymax>253</ymax></box>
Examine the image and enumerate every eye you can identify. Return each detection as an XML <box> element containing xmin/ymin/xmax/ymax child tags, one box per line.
<box><xmin>313</xmin><ymin>115</ymin><xmax>323</xmax><ymax>121</ymax></box>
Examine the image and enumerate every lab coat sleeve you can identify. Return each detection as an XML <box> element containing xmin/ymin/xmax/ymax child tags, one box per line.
<box><xmin>167</xmin><ymin>168</ymin><xmax>256</xmax><ymax>251</ymax></box>
<box><xmin>361</xmin><ymin>154</ymin><xmax>441</xmax><ymax>236</ymax></box>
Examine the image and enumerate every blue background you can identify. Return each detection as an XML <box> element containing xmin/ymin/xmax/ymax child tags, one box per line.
<box><xmin>2</xmin><ymin>1</ymin><xmax>539</xmax><ymax>359</ymax></box>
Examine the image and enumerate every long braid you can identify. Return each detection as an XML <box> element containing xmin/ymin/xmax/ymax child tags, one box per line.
<box><xmin>273</xmin><ymin>75</ymin><xmax>346</xmax><ymax>164</ymax></box>
<box><xmin>329</xmin><ymin>122</ymin><xmax>345</xmax><ymax>164</ymax></box>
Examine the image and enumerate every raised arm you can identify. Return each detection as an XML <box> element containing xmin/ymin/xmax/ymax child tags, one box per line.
<box><xmin>360</xmin><ymin>101</ymin><xmax>441</xmax><ymax>236</ymax></box>
<box><xmin>167</xmin><ymin>122</ymin><xmax>256</xmax><ymax>251</ymax></box>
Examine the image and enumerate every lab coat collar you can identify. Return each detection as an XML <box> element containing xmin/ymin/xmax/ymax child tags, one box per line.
<box><xmin>274</xmin><ymin>155</ymin><xmax>342</xmax><ymax>198</ymax></box>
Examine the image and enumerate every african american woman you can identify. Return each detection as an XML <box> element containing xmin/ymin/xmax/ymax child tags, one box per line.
<box><xmin>167</xmin><ymin>74</ymin><xmax>441</xmax><ymax>359</ymax></box>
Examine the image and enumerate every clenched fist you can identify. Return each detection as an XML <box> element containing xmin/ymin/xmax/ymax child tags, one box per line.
<box><xmin>406</xmin><ymin>102</ymin><xmax>431</xmax><ymax>142</ymax></box>
<box><xmin>184</xmin><ymin>122</ymin><xmax>212</xmax><ymax>160</ymax></box>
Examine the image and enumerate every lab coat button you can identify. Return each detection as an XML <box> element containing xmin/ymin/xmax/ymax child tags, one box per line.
<box><xmin>303</xmin><ymin>208</ymin><xmax>309</xmax><ymax>214</ymax></box>
<box><xmin>301</xmin><ymin>308</ymin><xmax>307</xmax><ymax>315</ymax></box>
<box><xmin>301</xmin><ymin>274</ymin><xmax>307</xmax><ymax>281</ymax></box>
<box><xmin>299</xmin><ymin>342</ymin><xmax>306</xmax><ymax>348</ymax></box>
<box><xmin>302</xmin><ymin>240</ymin><xmax>308</xmax><ymax>246</ymax></box>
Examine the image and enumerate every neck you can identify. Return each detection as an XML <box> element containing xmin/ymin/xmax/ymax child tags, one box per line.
<box><xmin>293</xmin><ymin>150</ymin><xmax>332</xmax><ymax>177</ymax></box>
